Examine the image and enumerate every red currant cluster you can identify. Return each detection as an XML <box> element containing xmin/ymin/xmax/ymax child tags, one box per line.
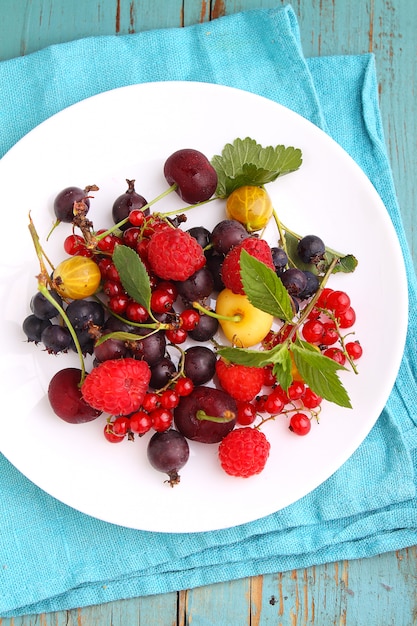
<box><xmin>104</xmin><ymin>376</ymin><xmax>194</xmax><ymax>443</ymax></box>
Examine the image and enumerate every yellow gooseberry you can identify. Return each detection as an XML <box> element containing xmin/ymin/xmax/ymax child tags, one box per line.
<box><xmin>226</xmin><ymin>185</ymin><xmax>273</xmax><ymax>231</ymax></box>
<box><xmin>53</xmin><ymin>256</ymin><xmax>101</xmax><ymax>300</ymax></box>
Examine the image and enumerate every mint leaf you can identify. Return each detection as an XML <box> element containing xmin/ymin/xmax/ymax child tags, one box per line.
<box><xmin>291</xmin><ymin>342</ymin><xmax>352</xmax><ymax>408</ymax></box>
<box><xmin>271</xmin><ymin>347</ymin><xmax>293</xmax><ymax>391</ymax></box>
<box><xmin>112</xmin><ymin>245</ymin><xmax>151</xmax><ymax>311</ymax></box>
<box><xmin>217</xmin><ymin>345</ymin><xmax>274</xmax><ymax>368</ymax></box>
<box><xmin>240</xmin><ymin>249</ymin><xmax>294</xmax><ymax>322</ymax></box>
<box><xmin>211</xmin><ymin>137</ymin><xmax>302</xmax><ymax>198</ymax></box>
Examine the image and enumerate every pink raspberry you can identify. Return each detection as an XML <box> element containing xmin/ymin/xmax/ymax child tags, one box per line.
<box><xmin>147</xmin><ymin>228</ymin><xmax>206</xmax><ymax>281</ymax></box>
<box><xmin>221</xmin><ymin>237</ymin><xmax>275</xmax><ymax>295</ymax></box>
<box><xmin>215</xmin><ymin>358</ymin><xmax>264</xmax><ymax>402</ymax></box>
<box><xmin>81</xmin><ymin>358</ymin><xmax>151</xmax><ymax>415</ymax></box>
<box><xmin>218</xmin><ymin>427</ymin><xmax>270</xmax><ymax>477</ymax></box>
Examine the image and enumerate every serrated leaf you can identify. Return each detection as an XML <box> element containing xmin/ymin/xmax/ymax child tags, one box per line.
<box><xmin>217</xmin><ymin>345</ymin><xmax>273</xmax><ymax>368</ymax></box>
<box><xmin>271</xmin><ymin>348</ymin><xmax>293</xmax><ymax>391</ymax></box>
<box><xmin>240</xmin><ymin>249</ymin><xmax>294</xmax><ymax>322</ymax></box>
<box><xmin>291</xmin><ymin>342</ymin><xmax>352</xmax><ymax>408</ymax></box>
<box><xmin>211</xmin><ymin>137</ymin><xmax>302</xmax><ymax>198</ymax></box>
<box><xmin>112</xmin><ymin>245</ymin><xmax>151</xmax><ymax>311</ymax></box>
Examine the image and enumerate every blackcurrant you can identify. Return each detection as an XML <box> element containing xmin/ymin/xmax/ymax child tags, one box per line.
<box><xmin>297</xmin><ymin>235</ymin><xmax>325</xmax><ymax>265</ymax></box>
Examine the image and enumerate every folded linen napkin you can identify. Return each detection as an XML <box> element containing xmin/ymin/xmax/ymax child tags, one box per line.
<box><xmin>1</xmin><ymin>5</ymin><xmax>416</xmax><ymax>617</ymax></box>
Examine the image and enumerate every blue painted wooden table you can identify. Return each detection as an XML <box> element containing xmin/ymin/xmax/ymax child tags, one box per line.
<box><xmin>0</xmin><ymin>2</ymin><xmax>416</xmax><ymax>624</ymax></box>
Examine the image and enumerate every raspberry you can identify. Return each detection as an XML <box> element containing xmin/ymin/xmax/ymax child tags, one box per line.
<box><xmin>215</xmin><ymin>358</ymin><xmax>264</xmax><ymax>402</ymax></box>
<box><xmin>81</xmin><ymin>358</ymin><xmax>151</xmax><ymax>415</ymax></box>
<box><xmin>221</xmin><ymin>237</ymin><xmax>275</xmax><ymax>295</ymax></box>
<box><xmin>218</xmin><ymin>427</ymin><xmax>270</xmax><ymax>477</ymax></box>
<box><xmin>146</xmin><ymin>227</ymin><xmax>206</xmax><ymax>281</ymax></box>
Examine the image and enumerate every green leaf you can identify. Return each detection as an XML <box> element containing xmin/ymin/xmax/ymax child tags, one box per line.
<box><xmin>217</xmin><ymin>345</ymin><xmax>274</xmax><ymax>368</ymax></box>
<box><xmin>112</xmin><ymin>245</ymin><xmax>151</xmax><ymax>311</ymax></box>
<box><xmin>271</xmin><ymin>348</ymin><xmax>293</xmax><ymax>391</ymax></box>
<box><xmin>240</xmin><ymin>249</ymin><xmax>294</xmax><ymax>322</ymax></box>
<box><xmin>211</xmin><ymin>137</ymin><xmax>302</xmax><ymax>198</ymax></box>
<box><xmin>285</xmin><ymin>230</ymin><xmax>358</xmax><ymax>276</ymax></box>
<box><xmin>291</xmin><ymin>342</ymin><xmax>352</xmax><ymax>408</ymax></box>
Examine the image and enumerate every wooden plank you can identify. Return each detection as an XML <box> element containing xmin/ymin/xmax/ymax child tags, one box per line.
<box><xmin>254</xmin><ymin>547</ymin><xmax>417</xmax><ymax>625</ymax></box>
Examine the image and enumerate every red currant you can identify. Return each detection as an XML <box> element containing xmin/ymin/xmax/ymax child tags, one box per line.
<box><xmin>157</xmin><ymin>281</ymin><xmax>178</xmax><ymax>300</ymax></box>
<box><xmin>263</xmin><ymin>365</ymin><xmax>276</xmax><ymax>386</ymax></box>
<box><xmin>264</xmin><ymin>391</ymin><xmax>285</xmax><ymax>415</ymax></box>
<box><xmin>316</xmin><ymin>287</ymin><xmax>333</xmax><ymax>308</ymax></box>
<box><xmin>320</xmin><ymin>322</ymin><xmax>339</xmax><ymax>346</ymax></box>
<box><xmin>287</xmin><ymin>380</ymin><xmax>305</xmax><ymax>401</ymax></box>
<box><xmin>128</xmin><ymin>209</ymin><xmax>146</xmax><ymax>227</ymax></box>
<box><xmin>150</xmin><ymin>407</ymin><xmax>173</xmax><ymax>432</ymax></box>
<box><xmin>97</xmin><ymin>257</ymin><xmax>114</xmax><ymax>279</ymax></box>
<box><xmin>64</xmin><ymin>234</ymin><xmax>86</xmax><ymax>255</ymax></box>
<box><xmin>159</xmin><ymin>389</ymin><xmax>180</xmax><ymax>409</ymax></box>
<box><xmin>102</xmin><ymin>279</ymin><xmax>124</xmax><ymax>297</ymax></box>
<box><xmin>302</xmin><ymin>388</ymin><xmax>322</xmax><ymax>409</ymax></box>
<box><xmin>96</xmin><ymin>231</ymin><xmax>121</xmax><ymax>253</ymax></box>
<box><xmin>129</xmin><ymin>411</ymin><xmax>153</xmax><ymax>435</ymax></box>
<box><xmin>346</xmin><ymin>341</ymin><xmax>363</xmax><ymax>359</ymax></box>
<box><xmin>254</xmin><ymin>395</ymin><xmax>269</xmax><ymax>413</ymax></box>
<box><xmin>326</xmin><ymin>290</ymin><xmax>350</xmax><ymax>315</ymax></box>
<box><xmin>108</xmin><ymin>294</ymin><xmax>129</xmax><ymax>315</ymax></box>
<box><xmin>150</xmin><ymin>289</ymin><xmax>175</xmax><ymax>314</ymax></box>
<box><xmin>136</xmin><ymin>238</ymin><xmax>150</xmax><ymax>261</ymax></box>
<box><xmin>289</xmin><ymin>413</ymin><xmax>311</xmax><ymax>435</ymax></box>
<box><xmin>175</xmin><ymin>377</ymin><xmax>194</xmax><ymax>396</ymax></box>
<box><xmin>165</xmin><ymin>327</ymin><xmax>188</xmax><ymax>344</ymax></box>
<box><xmin>125</xmin><ymin>300</ymin><xmax>149</xmax><ymax>322</ymax></box>
<box><xmin>179</xmin><ymin>309</ymin><xmax>200</xmax><ymax>331</ymax></box>
<box><xmin>301</xmin><ymin>319</ymin><xmax>324</xmax><ymax>343</ymax></box>
<box><xmin>142</xmin><ymin>392</ymin><xmax>160</xmax><ymax>412</ymax></box>
<box><xmin>122</xmin><ymin>227</ymin><xmax>141</xmax><ymax>248</ymax></box>
<box><xmin>338</xmin><ymin>306</ymin><xmax>356</xmax><ymax>328</ymax></box>
<box><xmin>236</xmin><ymin>401</ymin><xmax>257</xmax><ymax>426</ymax></box>
<box><xmin>323</xmin><ymin>347</ymin><xmax>346</xmax><ymax>365</ymax></box>
<box><xmin>103</xmin><ymin>417</ymin><xmax>130</xmax><ymax>442</ymax></box>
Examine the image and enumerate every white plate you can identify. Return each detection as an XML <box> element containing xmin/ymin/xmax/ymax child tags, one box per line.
<box><xmin>0</xmin><ymin>82</ymin><xmax>408</xmax><ymax>532</ymax></box>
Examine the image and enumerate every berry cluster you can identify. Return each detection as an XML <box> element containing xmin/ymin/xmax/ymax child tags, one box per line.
<box><xmin>23</xmin><ymin>145</ymin><xmax>362</xmax><ymax>483</ymax></box>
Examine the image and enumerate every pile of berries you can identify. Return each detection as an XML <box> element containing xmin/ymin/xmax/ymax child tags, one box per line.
<box><xmin>23</xmin><ymin>147</ymin><xmax>362</xmax><ymax>484</ymax></box>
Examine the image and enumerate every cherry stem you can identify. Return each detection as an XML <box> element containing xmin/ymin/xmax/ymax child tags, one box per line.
<box><xmin>195</xmin><ymin>410</ymin><xmax>236</xmax><ymax>423</ymax></box>
<box><xmin>192</xmin><ymin>301</ymin><xmax>242</xmax><ymax>323</ymax></box>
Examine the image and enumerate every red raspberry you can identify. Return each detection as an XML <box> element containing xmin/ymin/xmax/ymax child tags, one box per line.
<box><xmin>81</xmin><ymin>358</ymin><xmax>151</xmax><ymax>415</ymax></box>
<box><xmin>215</xmin><ymin>358</ymin><xmax>264</xmax><ymax>402</ymax></box>
<box><xmin>146</xmin><ymin>227</ymin><xmax>206</xmax><ymax>281</ymax></box>
<box><xmin>218</xmin><ymin>427</ymin><xmax>270</xmax><ymax>477</ymax></box>
<box><xmin>221</xmin><ymin>237</ymin><xmax>275</xmax><ymax>295</ymax></box>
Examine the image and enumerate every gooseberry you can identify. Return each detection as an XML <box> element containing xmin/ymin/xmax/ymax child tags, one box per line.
<box><xmin>53</xmin><ymin>256</ymin><xmax>101</xmax><ymax>300</ymax></box>
<box><xmin>226</xmin><ymin>185</ymin><xmax>273</xmax><ymax>231</ymax></box>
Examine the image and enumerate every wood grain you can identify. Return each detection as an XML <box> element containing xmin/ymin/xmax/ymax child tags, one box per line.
<box><xmin>0</xmin><ymin>1</ymin><xmax>416</xmax><ymax>624</ymax></box>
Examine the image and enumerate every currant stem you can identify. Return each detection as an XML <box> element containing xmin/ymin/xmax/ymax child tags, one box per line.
<box><xmin>285</xmin><ymin>256</ymin><xmax>339</xmax><ymax>345</ymax></box>
<box><xmin>192</xmin><ymin>301</ymin><xmax>242</xmax><ymax>323</ymax></box>
<box><xmin>28</xmin><ymin>214</ymin><xmax>55</xmax><ymax>283</ymax></box>
<box><xmin>95</xmin><ymin>184</ymin><xmax>178</xmax><ymax>240</ymax></box>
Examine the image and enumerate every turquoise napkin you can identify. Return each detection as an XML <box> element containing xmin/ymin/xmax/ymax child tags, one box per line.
<box><xmin>1</xmin><ymin>5</ymin><xmax>416</xmax><ymax>617</ymax></box>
